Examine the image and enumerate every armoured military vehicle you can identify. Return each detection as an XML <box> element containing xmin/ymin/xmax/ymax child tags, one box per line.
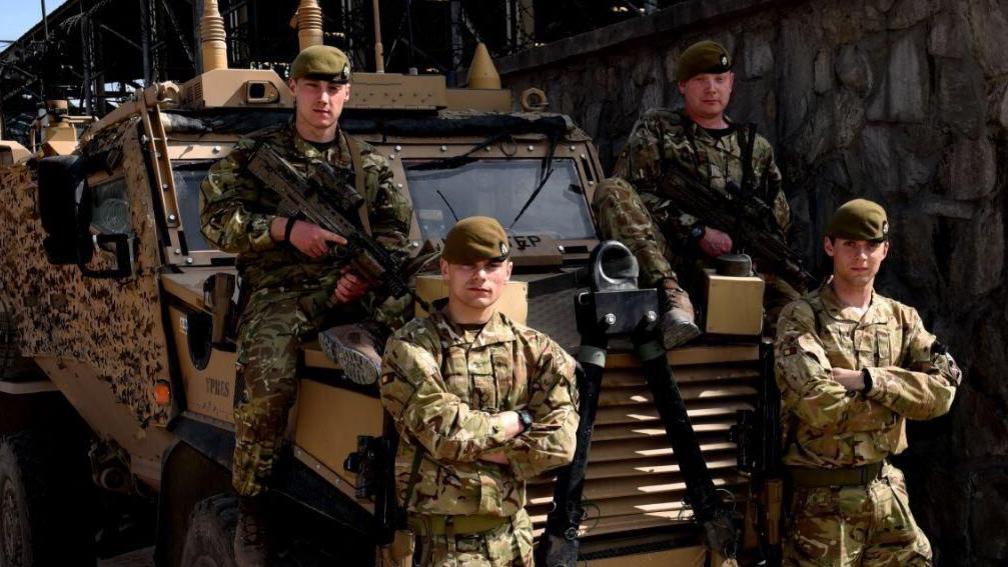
<box><xmin>0</xmin><ymin>1</ymin><xmax>779</xmax><ymax>565</ymax></box>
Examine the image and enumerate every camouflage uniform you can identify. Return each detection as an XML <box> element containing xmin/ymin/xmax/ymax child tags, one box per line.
<box><xmin>593</xmin><ymin>109</ymin><xmax>797</xmax><ymax>316</ymax></box>
<box><xmin>774</xmin><ymin>282</ymin><xmax>961</xmax><ymax>566</ymax></box>
<box><xmin>380</xmin><ymin>310</ymin><xmax>579</xmax><ymax>566</ymax></box>
<box><xmin>200</xmin><ymin>122</ymin><xmax>411</xmax><ymax>496</ymax></box>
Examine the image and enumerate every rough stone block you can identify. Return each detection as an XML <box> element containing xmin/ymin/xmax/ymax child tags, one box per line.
<box><xmin>866</xmin><ymin>28</ymin><xmax>929</xmax><ymax>123</ymax></box>
<box><xmin>792</xmin><ymin>98</ymin><xmax>833</xmax><ymax>164</ymax></box>
<box><xmin>813</xmin><ymin>48</ymin><xmax>833</xmax><ymax>93</ymax></box>
<box><xmin>836</xmin><ymin>43</ymin><xmax>873</xmax><ymax>96</ymax></box>
<box><xmin>939</xmin><ymin>136</ymin><xmax>998</xmax><ymax>200</ymax></box>
<box><xmin>962</xmin><ymin>0</ymin><xmax>1008</xmax><ymax>78</ymax></box>
<box><xmin>971</xmin><ymin>473</ymin><xmax>1008</xmax><ymax>560</ymax></box>
<box><xmin>935</xmin><ymin>58</ymin><xmax>986</xmax><ymax>136</ymax></box>
<box><xmin>921</xmin><ymin>198</ymin><xmax>977</xmax><ymax>220</ymax></box>
<box><xmin>778</xmin><ymin>16</ymin><xmax>816</xmax><ymax>137</ymax></box>
<box><xmin>857</xmin><ymin>125</ymin><xmax>900</xmax><ymax>194</ymax></box>
<box><xmin>950</xmin><ymin>204</ymin><xmax>1004</xmax><ymax>297</ymax></box>
<box><xmin>833</xmin><ymin>89</ymin><xmax>865</xmax><ymax>148</ymax></box>
<box><xmin>996</xmin><ymin>82</ymin><xmax>1008</xmax><ymax>130</ymax></box>
<box><xmin>928</xmin><ymin>11</ymin><xmax>966</xmax><ymax>58</ymax></box>
<box><xmin>887</xmin><ymin>0</ymin><xmax>940</xmax><ymax>29</ymax></box>
<box><xmin>742</xmin><ymin>31</ymin><xmax>774</xmax><ymax>78</ymax></box>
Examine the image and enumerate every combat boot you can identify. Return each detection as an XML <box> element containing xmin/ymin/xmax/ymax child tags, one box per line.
<box><xmin>319</xmin><ymin>321</ymin><xmax>387</xmax><ymax>385</ymax></box>
<box><xmin>234</xmin><ymin>496</ymin><xmax>271</xmax><ymax>567</ymax></box>
<box><xmin>658</xmin><ymin>278</ymin><xmax>701</xmax><ymax>349</ymax></box>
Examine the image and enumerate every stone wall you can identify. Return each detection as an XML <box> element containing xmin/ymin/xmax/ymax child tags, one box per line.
<box><xmin>499</xmin><ymin>0</ymin><xmax>1008</xmax><ymax>564</ymax></box>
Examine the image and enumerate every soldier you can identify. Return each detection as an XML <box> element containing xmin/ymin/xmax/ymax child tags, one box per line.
<box><xmin>593</xmin><ymin>39</ymin><xmax>796</xmax><ymax>348</ymax></box>
<box><xmin>774</xmin><ymin>199</ymin><xmax>961</xmax><ymax>565</ymax></box>
<box><xmin>379</xmin><ymin>216</ymin><xmax>579</xmax><ymax>566</ymax></box>
<box><xmin>200</xmin><ymin>45</ymin><xmax>411</xmax><ymax>564</ymax></box>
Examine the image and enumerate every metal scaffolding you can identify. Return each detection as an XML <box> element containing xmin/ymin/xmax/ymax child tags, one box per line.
<box><xmin>0</xmin><ymin>0</ymin><xmax>685</xmax><ymax>145</ymax></box>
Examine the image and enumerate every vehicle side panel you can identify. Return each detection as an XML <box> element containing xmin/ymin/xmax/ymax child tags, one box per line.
<box><xmin>0</xmin><ymin>123</ymin><xmax>173</xmax><ymax>428</ymax></box>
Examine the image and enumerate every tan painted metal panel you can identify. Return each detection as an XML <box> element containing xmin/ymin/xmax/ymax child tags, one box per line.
<box><xmin>595</xmin><ymin>400</ymin><xmax>755</xmax><ymax>426</ymax></box>
<box><xmin>599</xmin><ymin>365</ymin><xmax>761</xmax><ymax>387</ymax></box>
<box><xmin>32</xmin><ymin>357</ymin><xmax>175</xmax><ymax>489</ymax></box>
<box><xmin>168</xmin><ymin>305</ymin><xmax>237</xmax><ymax>423</ymax></box>
<box><xmin>702</xmin><ymin>270</ymin><xmax>765</xmax><ymax>336</ymax></box>
<box><xmin>606</xmin><ymin>344</ymin><xmax>760</xmax><ymax>368</ymax></box>
<box><xmin>293</xmin><ymin>380</ymin><xmax>384</xmax><ymax>488</ymax></box>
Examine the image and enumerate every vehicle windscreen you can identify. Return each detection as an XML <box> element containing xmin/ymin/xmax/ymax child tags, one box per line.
<box><xmin>404</xmin><ymin>158</ymin><xmax>596</xmax><ymax>241</ymax></box>
<box><xmin>172</xmin><ymin>161</ymin><xmax>214</xmax><ymax>252</ymax></box>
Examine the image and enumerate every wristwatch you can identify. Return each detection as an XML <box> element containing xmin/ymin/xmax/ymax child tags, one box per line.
<box><xmin>861</xmin><ymin>368</ymin><xmax>873</xmax><ymax>394</ymax></box>
<box><xmin>517</xmin><ymin>409</ymin><xmax>533</xmax><ymax>433</ymax></box>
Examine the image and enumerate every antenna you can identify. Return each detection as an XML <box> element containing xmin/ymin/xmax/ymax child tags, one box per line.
<box><xmin>372</xmin><ymin>0</ymin><xmax>385</xmax><ymax>73</ymax></box>
<box><xmin>200</xmin><ymin>0</ymin><xmax>228</xmax><ymax>71</ymax></box>
<box><xmin>297</xmin><ymin>0</ymin><xmax>324</xmax><ymax>51</ymax></box>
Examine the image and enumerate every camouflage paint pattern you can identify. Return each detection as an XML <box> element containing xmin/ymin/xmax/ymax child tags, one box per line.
<box><xmin>0</xmin><ymin>118</ymin><xmax>172</xmax><ymax>426</ymax></box>
<box><xmin>596</xmin><ymin>108</ymin><xmax>788</xmax><ymax>287</ymax></box>
<box><xmin>379</xmin><ymin>310</ymin><xmax>578</xmax><ymax>518</ymax></box>
<box><xmin>231</xmin><ymin>286</ymin><xmax>334</xmax><ymax>496</ymax></box>
<box><xmin>415</xmin><ymin>509</ymin><xmax>534</xmax><ymax>567</ymax></box>
<box><xmin>592</xmin><ymin>176</ymin><xmax>677</xmax><ymax>287</ymax></box>
<box><xmin>200</xmin><ymin>123</ymin><xmax>413</xmax><ymax>496</ymax></box>
<box><xmin>199</xmin><ymin>122</ymin><xmax>412</xmax><ymax>292</ymax></box>
<box><xmin>784</xmin><ymin>463</ymin><xmax>932</xmax><ymax>566</ymax></box>
<box><xmin>775</xmin><ymin>282</ymin><xmax>961</xmax><ymax>565</ymax></box>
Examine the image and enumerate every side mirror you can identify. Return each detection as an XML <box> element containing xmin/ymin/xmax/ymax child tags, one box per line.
<box><xmin>36</xmin><ymin>155</ymin><xmax>136</xmax><ymax>279</ymax></box>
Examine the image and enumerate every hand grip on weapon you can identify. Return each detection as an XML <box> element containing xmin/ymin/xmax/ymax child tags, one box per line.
<box><xmin>271</xmin><ymin>216</ymin><xmax>347</xmax><ymax>258</ymax></box>
<box><xmin>697</xmin><ymin>226</ymin><xmax>733</xmax><ymax>258</ymax></box>
<box><xmin>332</xmin><ymin>266</ymin><xmax>372</xmax><ymax>304</ymax></box>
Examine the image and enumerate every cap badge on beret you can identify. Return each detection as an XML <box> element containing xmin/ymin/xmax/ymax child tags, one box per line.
<box><xmin>882</xmin><ymin>220</ymin><xmax>889</xmax><ymax>237</ymax></box>
<box><xmin>720</xmin><ymin>54</ymin><xmax>729</xmax><ymax>66</ymax></box>
<box><xmin>500</xmin><ymin>242</ymin><xmax>509</xmax><ymax>255</ymax></box>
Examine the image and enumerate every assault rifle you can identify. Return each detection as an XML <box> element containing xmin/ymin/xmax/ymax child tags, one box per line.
<box><xmin>246</xmin><ymin>143</ymin><xmax>425</xmax><ymax>308</ymax></box>
<box><xmin>660</xmin><ymin>163</ymin><xmax>813</xmax><ymax>289</ymax></box>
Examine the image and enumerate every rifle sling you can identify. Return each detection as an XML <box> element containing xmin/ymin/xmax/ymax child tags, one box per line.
<box><xmin>739</xmin><ymin>123</ymin><xmax>756</xmax><ymax>196</ymax></box>
<box><xmin>402</xmin><ymin>441</ymin><xmax>424</xmax><ymax>511</ymax></box>
<box><xmin>342</xmin><ymin>132</ymin><xmax>373</xmax><ymax>236</ymax></box>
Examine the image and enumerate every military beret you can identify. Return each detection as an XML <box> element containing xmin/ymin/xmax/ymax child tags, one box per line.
<box><xmin>676</xmin><ymin>40</ymin><xmax>732</xmax><ymax>82</ymax></box>
<box><xmin>441</xmin><ymin>216</ymin><xmax>511</xmax><ymax>265</ymax></box>
<box><xmin>290</xmin><ymin>45</ymin><xmax>351</xmax><ymax>83</ymax></box>
<box><xmin>827</xmin><ymin>198</ymin><xmax>890</xmax><ymax>241</ymax></box>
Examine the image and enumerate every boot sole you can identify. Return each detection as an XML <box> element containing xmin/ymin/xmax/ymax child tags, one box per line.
<box><xmin>319</xmin><ymin>330</ymin><xmax>381</xmax><ymax>385</ymax></box>
<box><xmin>663</xmin><ymin>322</ymin><xmax>702</xmax><ymax>349</ymax></box>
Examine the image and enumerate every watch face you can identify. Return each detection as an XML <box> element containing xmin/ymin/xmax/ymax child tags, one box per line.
<box><xmin>520</xmin><ymin>410</ymin><xmax>532</xmax><ymax>429</ymax></box>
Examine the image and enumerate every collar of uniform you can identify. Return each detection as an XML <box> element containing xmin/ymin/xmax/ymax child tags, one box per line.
<box><xmin>681</xmin><ymin>111</ymin><xmax>737</xmax><ymax>141</ymax></box>
<box><xmin>817</xmin><ymin>278</ymin><xmax>883</xmax><ymax>324</ymax></box>
<box><xmin>431</xmin><ymin>310</ymin><xmax>516</xmax><ymax>348</ymax></box>
<box><xmin>288</xmin><ymin>121</ymin><xmax>350</xmax><ymax>166</ymax></box>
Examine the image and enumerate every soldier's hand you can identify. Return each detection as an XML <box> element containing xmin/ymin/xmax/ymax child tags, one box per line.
<box><xmin>831</xmin><ymin>368</ymin><xmax>865</xmax><ymax>391</ymax></box>
<box><xmin>497</xmin><ymin>411</ymin><xmax>524</xmax><ymax>439</ymax></box>
<box><xmin>698</xmin><ymin>227</ymin><xmax>733</xmax><ymax>258</ymax></box>
<box><xmin>275</xmin><ymin>218</ymin><xmax>347</xmax><ymax>258</ymax></box>
<box><xmin>332</xmin><ymin>269</ymin><xmax>371</xmax><ymax>304</ymax></box>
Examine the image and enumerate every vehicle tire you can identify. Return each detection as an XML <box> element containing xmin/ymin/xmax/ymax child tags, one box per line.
<box><xmin>179</xmin><ymin>494</ymin><xmax>239</xmax><ymax>567</ymax></box>
<box><xmin>0</xmin><ymin>430</ymin><xmax>95</xmax><ymax>566</ymax></box>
